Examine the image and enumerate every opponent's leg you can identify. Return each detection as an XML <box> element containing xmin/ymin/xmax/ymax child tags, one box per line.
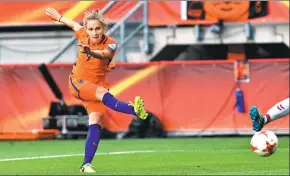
<box><xmin>250</xmin><ymin>98</ymin><xmax>289</xmax><ymax>131</ymax></box>
<box><xmin>264</xmin><ymin>97</ymin><xmax>289</xmax><ymax>124</ymax></box>
<box><xmin>249</xmin><ymin>106</ymin><xmax>265</xmax><ymax>131</ymax></box>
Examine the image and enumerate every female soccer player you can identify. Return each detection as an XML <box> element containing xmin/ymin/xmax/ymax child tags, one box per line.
<box><xmin>45</xmin><ymin>8</ymin><xmax>148</xmax><ymax>173</ymax></box>
<box><xmin>250</xmin><ymin>97</ymin><xmax>289</xmax><ymax>131</ymax></box>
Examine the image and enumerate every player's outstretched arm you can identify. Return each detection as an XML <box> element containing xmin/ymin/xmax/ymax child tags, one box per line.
<box><xmin>78</xmin><ymin>42</ymin><xmax>114</xmax><ymax>60</ymax></box>
<box><xmin>45</xmin><ymin>8</ymin><xmax>82</xmax><ymax>31</ymax></box>
<box><xmin>89</xmin><ymin>49</ymin><xmax>113</xmax><ymax>60</ymax></box>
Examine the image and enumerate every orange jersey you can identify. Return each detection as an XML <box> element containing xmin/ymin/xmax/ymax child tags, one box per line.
<box><xmin>72</xmin><ymin>27</ymin><xmax>117</xmax><ymax>85</ymax></box>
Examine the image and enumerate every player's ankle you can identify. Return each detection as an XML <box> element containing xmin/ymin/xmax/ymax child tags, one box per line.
<box><xmin>264</xmin><ymin>114</ymin><xmax>271</xmax><ymax>125</ymax></box>
<box><xmin>262</xmin><ymin>116</ymin><xmax>267</xmax><ymax>125</ymax></box>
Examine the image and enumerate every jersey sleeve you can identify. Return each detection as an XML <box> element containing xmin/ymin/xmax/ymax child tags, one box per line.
<box><xmin>74</xmin><ymin>27</ymin><xmax>85</xmax><ymax>39</ymax></box>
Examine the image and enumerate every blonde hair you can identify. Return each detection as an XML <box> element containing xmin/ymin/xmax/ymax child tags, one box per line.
<box><xmin>83</xmin><ymin>9</ymin><xmax>108</xmax><ymax>30</ymax></box>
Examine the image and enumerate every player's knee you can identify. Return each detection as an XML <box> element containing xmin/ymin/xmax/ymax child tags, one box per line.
<box><xmin>88</xmin><ymin>112</ymin><xmax>104</xmax><ymax>125</ymax></box>
<box><xmin>95</xmin><ymin>86</ymin><xmax>108</xmax><ymax>100</ymax></box>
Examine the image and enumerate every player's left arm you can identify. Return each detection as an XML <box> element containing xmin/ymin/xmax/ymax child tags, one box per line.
<box><xmin>89</xmin><ymin>49</ymin><xmax>113</xmax><ymax>60</ymax></box>
<box><xmin>78</xmin><ymin>42</ymin><xmax>117</xmax><ymax>60</ymax></box>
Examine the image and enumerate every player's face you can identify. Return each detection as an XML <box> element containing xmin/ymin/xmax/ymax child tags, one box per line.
<box><xmin>85</xmin><ymin>20</ymin><xmax>104</xmax><ymax>44</ymax></box>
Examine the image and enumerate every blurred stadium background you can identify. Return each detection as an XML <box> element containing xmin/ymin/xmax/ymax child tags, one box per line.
<box><xmin>0</xmin><ymin>1</ymin><xmax>289</xmax><ymax>175</ymax></box>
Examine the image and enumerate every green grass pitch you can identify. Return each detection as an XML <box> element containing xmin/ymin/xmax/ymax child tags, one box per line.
<box><xmin>0</xmin><ymin>137</ymin><xmax>289</xmax><ymax>175</ymax></box>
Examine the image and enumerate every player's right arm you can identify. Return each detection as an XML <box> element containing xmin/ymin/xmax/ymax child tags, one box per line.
<box><xmin>45</xmin><ymin>8</ymin><xmax>82</xmax><ymax>31</ymax></box>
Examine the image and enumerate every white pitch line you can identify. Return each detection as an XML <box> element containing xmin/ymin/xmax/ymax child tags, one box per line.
<box><xmin>0</xmin><ymin>154</ymin><xmax>84</xmax><ymax>162</ymax></box>
<box><xmin>0</xmin><ymin>148</ymin><xmax>287</xmax><ymax>162</ymax></box>
<box><xmin>0</xmin><ymin>150</ymin><xmax>163</xmax><ymax>162</ymax></box>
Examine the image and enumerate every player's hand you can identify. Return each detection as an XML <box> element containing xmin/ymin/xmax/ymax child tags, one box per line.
<box><xmin>78</xmin><ymin>42</ymin><xmax>91</xmax><ymax>54</ymax></box>
<box><xmin>45</xmin><ymin>8</ymin><xmax>62</xmax><ymax>22</ymax></box>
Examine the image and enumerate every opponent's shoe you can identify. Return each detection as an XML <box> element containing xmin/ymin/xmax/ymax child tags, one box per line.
<box><xmin>249</xmin><ymin>106</ymin><xmax>265</xmax><ymax>131</ymax></box>
<box><xmin>80</xmin><ymin>163</ymin><xmax>96</xmax><ymax>173</ymax></box>
<box><xmin>129</xmin><ymin>96</ymin><xmax>148</xmax><ymax>120</ymax></box>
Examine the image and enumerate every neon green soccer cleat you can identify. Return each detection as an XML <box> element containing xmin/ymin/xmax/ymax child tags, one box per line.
<box><xmin>129</xmin><ymin>96</ymin><xmax>148</xmax><ymax>120</ymax></box>
<box><xmin>80</xmin><ymin>163</ymin><xmax>96</xmax><ymax>173</ymax></box>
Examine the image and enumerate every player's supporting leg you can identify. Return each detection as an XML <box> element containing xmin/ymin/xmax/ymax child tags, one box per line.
<box><xmin>250</xmin><ymin>98</ymin><xmax>289</xmax><ymax>131</ymax></box>
<box><xmin>80</xmin><ymin>110</ymin><xmax>104</xmax><ymax>173</ymax></box>
<box><xmin>80</xmin><ymin>122</ymin><xmax>100</xmax><ymax>173</ymax></box>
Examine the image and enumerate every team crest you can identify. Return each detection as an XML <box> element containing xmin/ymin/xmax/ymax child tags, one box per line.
<box><xmin>78</xmin><ymin>79</ymin><xmax>84</xmax><ymax>85</ymax></box>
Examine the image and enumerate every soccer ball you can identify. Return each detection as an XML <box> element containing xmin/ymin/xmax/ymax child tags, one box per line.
<box><xmin>250</xmin><ymin>130</ymin><xmax>278</xmax><ymax>157</ymax></box>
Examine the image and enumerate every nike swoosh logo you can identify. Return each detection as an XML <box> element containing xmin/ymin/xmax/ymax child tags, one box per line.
<box><xmin>115</xmin><ymin>101</ymin><xmax>119</xmax><ymax>107</ymax></box>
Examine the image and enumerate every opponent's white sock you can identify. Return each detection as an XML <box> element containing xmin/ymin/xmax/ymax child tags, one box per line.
<box><xmin>263</xmin><ymin>98</ymin><xmax>289</xmax><ymax>124</ymax></box>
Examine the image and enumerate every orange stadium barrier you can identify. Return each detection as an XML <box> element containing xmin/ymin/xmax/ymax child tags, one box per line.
<box><xmin>0</xmin><ymin>1</ymin><xmax>288</xmax><ymax>26</ymax></box>
<box><xmin>0</xmin><ymin>59</ymin><xmax>289</xmax><ymax>137</ymax></box>
<box><xmin>0</xmin><ymin>129</ymin><xmax>59</xmax><ymax>141</ymax></box>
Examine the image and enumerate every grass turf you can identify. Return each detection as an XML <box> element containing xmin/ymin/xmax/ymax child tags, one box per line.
<box><xmin>0</xmin><ymin>137</ymin><xmax>289</xmax><ymax>175</ymax></box>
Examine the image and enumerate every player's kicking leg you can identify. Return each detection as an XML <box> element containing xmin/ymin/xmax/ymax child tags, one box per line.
<box><xmin>73</xmin><ymin>80</ymin><xmax>149</xmax><ymax>120</ymax></box>
<box><xmin>129</xmin><ymin>96</ymin><xmax>148</xmax><ymax>120</ymax></box>
<box><xmin>250</xmin><ymin>98</ymin><xmax>289</xmax><ymax>131</ymax></box>
<box><xmin>97</xmin><ymin>86</ymin><xmax>148</xmax><ymax>120</ymax></box>
<box><xmin>101</xmin><ymin>93</ymin><xmax>148</xmax><ymax>120</ymax></box>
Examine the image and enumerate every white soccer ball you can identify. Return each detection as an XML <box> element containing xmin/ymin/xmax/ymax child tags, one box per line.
<box><xmin>250</xmin><ymin>130</ymin><xmax>278</xmax><ymax>157</ymax></box>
